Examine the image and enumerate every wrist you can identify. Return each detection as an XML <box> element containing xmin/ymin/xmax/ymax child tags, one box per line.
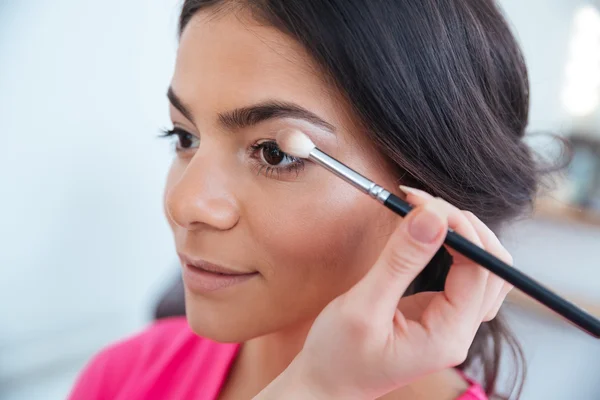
<box><xmin>262</xmin><ymin>352</ymin><xmax>369</xmax><ymax>400</ymax></box>
<box><xmin>285</xmin><ymin>356</ymin><xmax>335</xmax><ymax>400</ymax></box>
<box><xmin>253</xmin><ymin>356</ymin><xmax>331</xmax><ymax>400</ymax></box>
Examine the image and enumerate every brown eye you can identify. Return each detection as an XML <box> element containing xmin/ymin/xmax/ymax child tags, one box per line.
<box><xmin>176</xmin><ymin>130</ymin><xmax>198</xmax><ymax>149</ymax></box>
<box><xmin>260</xmin><ymin>142</ymin><xmax>286</xmax><ymax>166</ymax></box>
<box><xmin>250</xmin><ymin>140</ymin><xmax>304</xmax><ymax>179</ymax></box>
<box><xmin>161</xmin><ymin>128</ymin><xmax>200</xmax><ymax>151</ymax></box>
<box><xmin>178</xmin><ymin>133</ymin><xmax>192</xmax><ymax>148</ymax></box>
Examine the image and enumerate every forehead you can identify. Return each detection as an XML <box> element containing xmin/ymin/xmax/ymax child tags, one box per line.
<box><xmin>172</xmin><ymin>10</ymin><xmax>332</xmax><ymax>114</ymax></box>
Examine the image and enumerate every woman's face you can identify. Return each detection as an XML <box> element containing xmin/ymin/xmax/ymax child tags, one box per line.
<box><xmin>165</xmin><ymin>9</ymin><xmax>399</xmax><ymax>342</ymax></box>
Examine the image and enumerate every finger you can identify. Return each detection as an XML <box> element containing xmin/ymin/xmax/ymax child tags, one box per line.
<box><xmin>398</xmin><ymin>186</ymin><xmax>489</xmax><ymax>316</ymax></box>
<box><xmin>435</xmin><ymin>207</ymin><xmax>489</xmax><ymax>313</ymax></box>
<box><xmin>462</xmin><ymin>212</ymin><xmax>507</xmax><ymax>319</ymax></box>
<box><xmin>484</xmin><ymin>283</ymin><xmax>513</xmax><ymax>321</ymax></box>
<box><xmin>350</xmin><ymin>198</ymin><xmax>448</xmax><ymax>323</ymax></box>
<box><xmin>399</xmin><ymin>188</ymin><xmax>510</xmax><ymax>351</ymax></box>
<box><xmin>400</xmin><ymin>186</ymin><xmax>483</xmax><ymax>265</ymax></box>
<box><xmin>403</xmin><ymin>187</ymin><xmax>511</xmax><ymax>323</ymax></box>
<box><xmin>419</xmin><ymin>213</ymin><xmax>491</xmax><ymax>346</ymax></box>
<box><xmin>397</xmin><ymin>291</ymin><xmax>437</xmax><ymax>321</ymax></box>
<box><xmin>399</xmin><ymin>185</ymin><xmax>434</xmax><ymax>205</ymax></box>
<box><xmin>462</xmin><ymin>211</ymin><xmax>514</xmax><ymax>321</ymax></box>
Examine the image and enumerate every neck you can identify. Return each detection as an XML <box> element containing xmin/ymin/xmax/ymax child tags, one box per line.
<box><xmin>221</xmin><ymin>321</ymin><xmax>470</xmax><ymax>400</ymax></box>
<box><xmin>222</xmin><ymin>318</ymin><xmax>314</xmax><ymax>398</ymax></box>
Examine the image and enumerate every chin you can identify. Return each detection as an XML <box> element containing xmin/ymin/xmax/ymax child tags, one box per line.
<box><xmin>184</xmin><ymin>298</ymin><xmax>274</xmax><ymax>343</ymax></box>
<box><xmin>186</xmin><ymin>314</ymin><xmax>245</xmax><ymax>343</ymax></box>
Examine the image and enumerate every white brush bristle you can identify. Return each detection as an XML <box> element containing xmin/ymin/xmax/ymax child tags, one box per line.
<box><xmin>276</xmin><ymin>130</ymin><xmax>316</xmax><ymax>158</ymax></box>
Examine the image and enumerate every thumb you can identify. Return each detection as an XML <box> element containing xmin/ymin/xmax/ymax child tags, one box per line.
<box><xmin>352</xmin><ymin>199</ymin><xmax>448</xmax><ymax>321</ymax></box>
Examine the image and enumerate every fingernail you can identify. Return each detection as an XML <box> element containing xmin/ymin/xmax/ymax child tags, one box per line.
<box><xmin>399</xmin><ymin>185</ymin><xmax>430</xmax><ymax>199</ymax></box>
<box><xmin>409</xmin><ymin>205</ymin><xmax>444</xmax><ymax>243</ymax></box>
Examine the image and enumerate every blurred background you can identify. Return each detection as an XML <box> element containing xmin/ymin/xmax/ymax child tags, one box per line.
<box><xmin>1</xmin><ymin>0</ymin><xmax>599</xmax><ymax>399</ymax></box>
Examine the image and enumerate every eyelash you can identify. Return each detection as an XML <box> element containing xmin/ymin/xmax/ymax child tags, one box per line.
<box><xmin>249</xmin><ymin>141</ymin><xmax>305</xmax><ymax>179</ymax></box>
<box><xmin>160</xmin><ymin>128</ymin><xmax>305</xmax><ymax>179</ymax></box>
<box><xmin>160</xmin><ymin>127</ymin><xmax>199</xmax><ymax>152</ymax></box>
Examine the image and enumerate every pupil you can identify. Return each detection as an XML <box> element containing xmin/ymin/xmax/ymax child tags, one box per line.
<box><xmin>179</xmin><ymin>133</ymin><xmax>192</xmax><ymax>148</ymax></box>
<box><xmin>263</xmin><ymin>144</ymin><xmax>285</xmax><ymax>165</ymax></box>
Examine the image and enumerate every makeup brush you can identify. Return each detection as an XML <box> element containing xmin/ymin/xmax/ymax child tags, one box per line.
<box><xmin>277</xmin><ymin>129</ymin><xmax>600</xmax><ymax>339</ymax></box>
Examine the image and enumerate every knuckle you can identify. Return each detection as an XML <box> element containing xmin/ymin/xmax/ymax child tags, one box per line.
<box><xmin>483</xmin><ymin>310</ymin><xmax>498</xmax><ymax>322</ymax></box>
<box><xmin>453</xmin><ymin>207</ymin><xmax>470</xmax><ymax>221</ymax></box>
<box><xmin>463</xmin><ymin>210</ymin><xmax>477</xmax><ymax>220</ymax></box>
<box><xmin>451</xmin><ymin>347</ymin><xmax>470</xmax><ymax>366</ymax></box>
<box><xmin>385</xmin><ymin>247</ymin><xmax>427</xmax><ymax>276</ymax></box>
<box><xmin>344</xmin><ymin>314</ymin><xmax>372</xmax><ymax>338</ymax></box>
<box><xmin>432</xmin><ymin>326</ymin><xmax>472</xmax><ymax>367</ymax></box>
<box><xmin>483</xmin><ymin>303</ymin><xmax>501</xmax><ymax>322</ymax></box>
<box><xmin>337</xmin><ymin>299</ymin><xmax>373</xmax><ymax>338</ymax></box>
<box><xmin>432</xmin><ymin>197</ymin><xmax>450</xmax><ymax>210</ymax></box>
<box><xmin>430</xmin><ymin>335</ymin><xmax>469</xmax><ymax>368</ymax></box>
<box><xmin>434</xmin><ymin>197</ymin><xmax>457</xmax><ymax>211</ymax></box>
<box><xmin>502</xmin><ymin>250</ymin><xmax>514</xmax><ymax>265</ymax></box>
<box><xmin>445</xmin><ymin>339</ymin><xmax>470</xmax><ymax>366</ymax></box>
<box><xmin>491</xmin><ymin>245</ymin><xmax>513</xmax><ymax>265</ymax></box>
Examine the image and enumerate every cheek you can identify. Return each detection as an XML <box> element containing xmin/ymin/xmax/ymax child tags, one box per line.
<box><xmin>250</xmin><ymin>175</ymin><xmax>393</xmax><ymax>293</ymax></box>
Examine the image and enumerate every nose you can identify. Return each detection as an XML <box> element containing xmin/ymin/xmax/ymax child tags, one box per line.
<box><xmin>165</xmin><ymin>157</ymin><xmax>240</xmax><ymax>232</ymax></box>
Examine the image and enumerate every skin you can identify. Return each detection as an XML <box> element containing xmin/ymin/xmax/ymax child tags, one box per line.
<box><xmin>163</xmin><ymin>8</ymin><xmax>490</xmax><ymax>400</ymax></box>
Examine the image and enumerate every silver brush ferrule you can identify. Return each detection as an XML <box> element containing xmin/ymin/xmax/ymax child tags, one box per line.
<box><xmin>309</xmin><ymin>149</ymin><xmax>392</xmax><ymax>204</ymax></box>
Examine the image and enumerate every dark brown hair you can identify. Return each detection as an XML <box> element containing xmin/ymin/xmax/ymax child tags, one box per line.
<box><xmin>179</xmin><ymin>0</ymin><xmax>534</xmax><ymax>397</ymax></box>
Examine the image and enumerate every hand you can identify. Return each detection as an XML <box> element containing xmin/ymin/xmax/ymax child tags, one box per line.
<box><xmin>261</xmin><ymin>188</ymin><xmax>513</xmax><ymax>399</ymax></box>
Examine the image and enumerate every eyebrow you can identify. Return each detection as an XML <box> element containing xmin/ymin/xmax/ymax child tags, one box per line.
<box><xmin>167</xmin><ymin>86</ymin><xmax>336</xmax><ymax>133</ymax></box>
<box><xmin>167</xmin><ymin>87</ymin><xmax>195</xmax><ymax>123</ymax></box>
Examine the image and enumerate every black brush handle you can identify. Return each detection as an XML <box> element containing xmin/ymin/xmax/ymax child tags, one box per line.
<box><xmin>384</xmin><ymin>193</ymin><xmax>600</xmax><ymax>339</ymax></box>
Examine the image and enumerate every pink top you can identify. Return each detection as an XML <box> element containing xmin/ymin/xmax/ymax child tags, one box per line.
<box><xmin>69</xmin><ymin>317</ymin><xmax>487</xmax><ymax>400</ymax></box>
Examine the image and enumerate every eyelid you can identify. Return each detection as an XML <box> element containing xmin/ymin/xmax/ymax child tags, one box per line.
<box><xmin>248</xmin><ymin>139</ymin><xmax>305</xmax><ymax>180</ymax></box>
<box><xmin>278</xmin><ymin>121</ymin><xmax>335</xmax><ymax>141</ymax></box>
<box><xmin>173</xmin><ymin>124</ymin><xmax>197</xmax><ymax>136</ymax></box>
<box><xmin>160</xmin><ymin>126</ymin><xmax>194</xmax><ymax>138</ymax></box>
<box><xmin>160</xmin><ymin>127</ymin><xmax>200</xmax><ymax>153</ymax></box>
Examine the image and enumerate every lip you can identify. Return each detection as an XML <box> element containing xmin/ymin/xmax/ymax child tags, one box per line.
<box><xmin>179</xmin><ymin>254</ymin><xmax>258</xmax><ymax>294</ymax></box>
